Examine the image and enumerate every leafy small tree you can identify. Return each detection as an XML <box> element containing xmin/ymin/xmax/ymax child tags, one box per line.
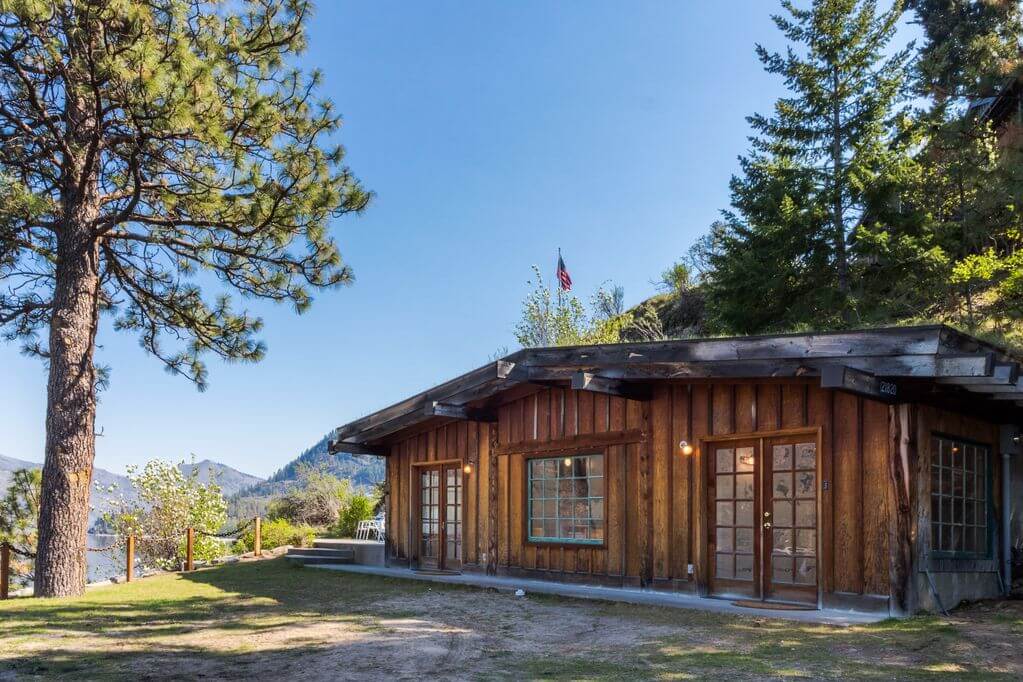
<box><xmin>515</xmin><ymin>265</ymin><xmax>625</xmax><ymax>347</ymax></box>
<box><xmin>0</xmin><ymin>0</ymin><xmax>369</xmax><ymax>596</ymax></box>
<box><xmin>332</xmin><ymin>491</ymin><xmax>376</xmax><ymax>538</ymax></box>
<box><xmin>103</xmin><ymin>459</ymin><xmax>228</xmax><ymax>570</ymax></box>
<box><xmin>0</xmin><ymin>469</ymin><xmax>42</xmax><ymax>587</ymax></box>
<box><xmin>267</xmin><ymin>464</ymin><xmax>352</xmax><ymax>526</ymax></box>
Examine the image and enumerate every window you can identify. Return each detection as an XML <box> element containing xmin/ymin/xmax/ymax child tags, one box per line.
<box><xmin>931</xmin><ymin>436</ymin><xmax>991</xmax><ymax>558</ymax></box>
<box><xmin>528</xmin><ymin>453</ymin><xmax>604</xmax><ymax>544</ymax></box>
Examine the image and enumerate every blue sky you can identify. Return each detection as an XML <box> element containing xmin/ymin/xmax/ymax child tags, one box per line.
<box><xmin>0</xmin><ymin>1</ymin><xmax>915</xmax><ymax>478</ymax></box>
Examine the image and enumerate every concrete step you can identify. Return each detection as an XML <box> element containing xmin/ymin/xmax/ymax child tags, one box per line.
<box><xmin>285</xmin><ymin>546</ymin><xmax>354</xmax><ymax>560</ymax></box>
<box><xmin>286</xmin><ymin>556</ymin><xmax>353</xmax><ymax>564</ymax></box>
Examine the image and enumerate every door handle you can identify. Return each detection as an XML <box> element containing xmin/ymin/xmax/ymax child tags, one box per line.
<box><xmin>763</xmin><ymin>522</ymin><xmax>772</xmax><ymax>529</ymax></box>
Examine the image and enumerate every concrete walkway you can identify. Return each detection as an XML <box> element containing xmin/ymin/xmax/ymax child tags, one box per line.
<box><xmin>312</xmin><ymin>562</ymin><xmax>889</xmax><ymax>626</ymax></box>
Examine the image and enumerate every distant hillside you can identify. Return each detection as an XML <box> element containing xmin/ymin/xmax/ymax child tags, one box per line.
<box><xmin>227</xmin><ymin>434</ymin><xmax>384</xmax><ymax>522</ymax></box>
<box><xmin>180</xmin><ymin>459</ymin><xmax>263</xmax><ymax>497</ymax></box>
<box><xmin>0</xmin><ymin>454</ymin><xmax>264</xmax><ymax>531</ymax></box>
<box><xmin>234</xmin><ymin>433</ymin><xmax>384</xmax><ymax>499</ymax></box>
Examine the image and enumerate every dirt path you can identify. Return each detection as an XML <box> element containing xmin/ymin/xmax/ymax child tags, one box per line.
<box><xmin>1</xmin><ymin>560</ymin><xmax>1021</xmax><ymax>680</ymax></box>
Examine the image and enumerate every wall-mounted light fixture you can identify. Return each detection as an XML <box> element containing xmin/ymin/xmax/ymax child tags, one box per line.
<box><xmin>463</xmin><ymin>464</ymin><xmax>473</xmax><ymax>475</ymax></box>
<box><xmin>563</xmin><ymin>457</ymin><xmax>572</xmax><ymax>468</ymax></box>
<box><xmin>679</xmin><ymin>440</ymin><xmax>694</xmax><ymax>456</ymax></box>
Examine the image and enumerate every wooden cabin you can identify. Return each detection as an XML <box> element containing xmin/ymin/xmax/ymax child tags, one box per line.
<box><xmin>330</xmin><ymin>325</ymin><xmax>1022</xmax><ymax>615</ymax></box>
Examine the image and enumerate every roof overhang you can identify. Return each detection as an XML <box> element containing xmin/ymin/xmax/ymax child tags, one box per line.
<box><xmin>329</xmin><ymin>325</ymin><xmax>1023</xmax><ymax>454</ymax></box>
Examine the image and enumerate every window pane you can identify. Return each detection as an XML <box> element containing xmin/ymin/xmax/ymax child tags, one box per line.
<box><xmin>736</xmin><ymin>474</ymin><xmax>755</xmax><ymax>500</ymax></box>
<box><xmin>736</xmin><ymin>447</ymin><xmax>755</xmax><ymax>472</ymax></box>
<box><xmin>716</xmin><ymin>448</ymin><xmax>734</xmax><ymax>473</ymax></box>
<box><xmin>717</xmin><ymin>527</ymin><xmax>734</xmax><ymax>552</ymax></box>
<box><xmin>717</xmin><ymin>474</ymin><xmax>734</xmax><ymax>499</ymax></box>
<box><xmin>736</xmin><ymin>500</ymin><xmax>754</xmax><ymax>527</ymax></box>
<box><xmin>527</xmin><ymin>454</ymin><xmax>604</xmax><ymax>545</ymax></box>
<box><xmin>795</xmin><ymin>443</ymin><xmax>816</xmax><ymax>469</ymax></box>
<box><xmin>717</xmin><ymin>501</ymin><xmax>734</xmax><ymax>526</ymax></box>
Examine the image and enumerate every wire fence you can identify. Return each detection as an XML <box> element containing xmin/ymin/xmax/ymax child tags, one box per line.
<box><xmin>1</xmin><ymin>517</ymin><xmax>264</xmax><ymax>599</ymax></box>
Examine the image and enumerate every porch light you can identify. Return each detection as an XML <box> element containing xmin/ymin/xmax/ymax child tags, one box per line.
<box><xmin>679</xmin><ymin>440</ymin><xmax>694</xmax><ymax>456</ymax></box>
<box><xmin>563</xmin><ymin>457</ymin><xmax>572</xmax><ymax>467</ymax></box>
<box><xmin>463</xmin><ymin>464</ymin><xmax>473</xmax><ymax>475</ymax></box>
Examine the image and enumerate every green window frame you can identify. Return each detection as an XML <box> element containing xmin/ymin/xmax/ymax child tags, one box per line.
<box><xmin>528</xmin><ymin>453</ymin><xmax>604</xmax><ymax>545</ymax></box>
<box><xmin>930</xmin><ymin>435</ymin><xmax>993</xmax><ymax>559</ymax></box>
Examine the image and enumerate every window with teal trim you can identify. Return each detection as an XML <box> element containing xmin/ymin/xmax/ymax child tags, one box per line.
<box><xmin>930</xmin><ymin>436</ymin><xmax>990</xmax><ymax>558</ymax></box>
<box><xmin>528</xmin><ymin>454</ymin><xmax>604</xmax><ymax>544</ymax></box>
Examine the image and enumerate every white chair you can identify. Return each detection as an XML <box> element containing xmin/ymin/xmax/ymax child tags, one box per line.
<box><xmin>355</xmin><ymin>519</ymin><xmax>376</xmax><ymax>540</ymax></box>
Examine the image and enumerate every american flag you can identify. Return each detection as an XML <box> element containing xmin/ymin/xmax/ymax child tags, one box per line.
<box><xmin>556</xmin><ymin>251</ymin><xmax>572</xmax><ymax>291</ymax></box>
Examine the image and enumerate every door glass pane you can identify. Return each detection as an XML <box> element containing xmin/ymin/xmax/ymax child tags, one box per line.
<box><xmin>716</xmin><ymin>448</ymin><xmax>734</xmax><ymax>473</ymax></box>
<box><xmin>736</xmin><ymin>501</ymin><xmax>754</xmax><ymax>526</ymax></box>
<box><xmin>716</xmin><ymin>501</ymin><xmax>734</xmax><ymax>526</ymax></box>
<box><xmin>736</xmin><ymin>447</ymin><xmax>755</xmax><ymax>472</ymax></box>
<box><xmin>774</xmin><ymin>500</ymin><xmax>793</xmax><ymax>527</ymax></box>
<box><xmin>717</xmin><ymin>474</ymin><xmax>734</xmax><ymax>499</ymax></box>
<box><xmin>795</xmin><ymin>443</ymin><xmax>816</xmax><ymax>469</ymax></box>
<box><xmin>795</xmin><ymin>557</ymin><xmax>817</xmax><ymax>585</ymax></box>
<box><xmin>796</xmin><ymin>471</ymin><xmax>815</xmax><ymax>497</ymax></box>
<box><xmin>735</xmin><ymin>474</ymin><xmax>754</xmax><ymax>500</ymax></box>
<box><xmin>716</xmin><ymin>554</ymin><xmax>734</xmax><ymax>578</ymax></box>
<box><xmin>773</xmin><ymin>473</ymin><xmax>793</xmax><ymax>498</ymax></box>
<box><xmin>795</xmin><ymin>500</ymin><xmax>815</xmax><ymax>528</ymax></box>
<box><xmin>772</xmin><ymin>555</ymin><xmax>793</xmax><ymax>583</ymax></box>
<box><xmin>736</xmin><ymin>528</ymin><xmax>754</xmax><ymax>553</ymax></box>
<box><xmin>773</xmin><ymin>528</ymin><xmax>793</xmax><ymax>555</ymax></box>
<box><xmin>717</xmin><ymin>527</ymin><xmax>734</xmax><ymax>552</ymax></box>
<box><xmin>735</xmin><ymin>554</ymin><xmax>754</xmax><ymax>580</ymax></box>
<box><xmin>773</xmin><ymin>444</ymin><xmax>793</xmax><ymax>469</ymax></box>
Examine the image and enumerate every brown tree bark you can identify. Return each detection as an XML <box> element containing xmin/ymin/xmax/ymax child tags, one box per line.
<box><xmin>33</xmin><ymin>214</ymin><xmax>101</xmax><ymax>597</ymax></box>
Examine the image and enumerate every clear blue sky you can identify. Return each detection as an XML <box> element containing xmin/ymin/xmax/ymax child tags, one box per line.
<box><xmin>0</xmin><ymin>1</ymin><xmax>915</xmax><ymax>478</ymax></box>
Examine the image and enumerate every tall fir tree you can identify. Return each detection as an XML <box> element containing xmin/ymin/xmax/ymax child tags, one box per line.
<box><xmin>705</xmin><ymin>0</ymin><xmax>912</xmax><ymax>332</ymax></box>
<box><xmin>0</xmin><ymin>0</ymin><xmax>369</xmax><ymax>596</ymax></box>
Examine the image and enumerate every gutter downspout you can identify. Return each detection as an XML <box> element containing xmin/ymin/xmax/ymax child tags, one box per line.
<box><xmin>1001</xmin><ymin>425</ymin><xmax>1019</xmax><ymax>597</ymax></box>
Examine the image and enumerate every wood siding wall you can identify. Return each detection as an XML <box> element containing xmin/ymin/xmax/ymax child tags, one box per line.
<box><xmin>385</xmin><ymin>380</ymin><xmax>897</xmax><ymax>599</ymax></box>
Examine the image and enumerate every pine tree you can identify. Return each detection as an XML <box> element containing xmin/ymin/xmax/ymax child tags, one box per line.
<box><xmin>705</xmin><ymin>0</ymin><xmax>912</xmax><ymax>331</ymax></box>
<box><xmin>0</xmin><ymin>1</ymin><xmax>369</xmax><ymax>596</ymax></box>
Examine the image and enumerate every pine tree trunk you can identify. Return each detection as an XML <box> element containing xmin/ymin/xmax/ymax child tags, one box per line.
<box><xmin>831</xmin><ymin>65</ymin><xmax>849</xmax><ymax>296</ymax></box>
<box><xmin>33</xmin><ymin>213</ymin><xmax>101</xmax><ymax>598</ymax></box>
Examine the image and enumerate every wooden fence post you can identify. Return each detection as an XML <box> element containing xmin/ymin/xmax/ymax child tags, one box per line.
<box><xmin>186</xmin><ymin>527</ymin><xmax>194</xmax><ymax>572</ymax></box>
<box><xmin>254</xmin><ymin>517</ymin><xmax>262</xmax><ymax>557</ymax></box>
<box><xmin>126</xmin><ymin>534</ymin><xmax>135</xmax><ymax>583</ymax></box>
<box><xmin>1</xmin><ymin>543</ymin><xmax>9</xmax><ymax>600</ymax></box>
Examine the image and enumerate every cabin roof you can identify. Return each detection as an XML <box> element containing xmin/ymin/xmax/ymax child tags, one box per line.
<box><xmin>330</xmin><ymin>324</ymin><xmax>1023</xmax><ymax>454</ymax></box>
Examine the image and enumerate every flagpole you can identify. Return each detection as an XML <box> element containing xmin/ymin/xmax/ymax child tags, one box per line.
<box><xmin>556</xmin><ymin>247</ymin><xmax>562</xmax><ymax>309</ymax></box>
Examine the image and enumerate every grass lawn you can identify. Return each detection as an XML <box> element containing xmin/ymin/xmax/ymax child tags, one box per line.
<box><xmin>1</xmin><ymin>558</ymin><xmax>1021</xmax><ymax>680</ymax></box>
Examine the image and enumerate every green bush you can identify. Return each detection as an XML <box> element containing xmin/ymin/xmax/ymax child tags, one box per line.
<box><xmin>331</xmin><ymin>492</ymin><xmax>375</xmax><ymax>538</ymax></box>
<box><xmin>234</xmin><ymin>518</ymin><xmax>315</xmax><ymax>553</ymax></box>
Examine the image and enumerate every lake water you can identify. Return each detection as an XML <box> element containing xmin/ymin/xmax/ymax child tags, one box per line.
<box><xmin>87</xmin><ymin>534</ymin><xmax>128</xmax><ymax>583</ymax></box>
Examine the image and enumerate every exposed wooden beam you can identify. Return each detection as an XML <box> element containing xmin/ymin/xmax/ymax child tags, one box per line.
<box><xmin>494</xmin><ymin>429</ymin><xmax>646</xmax><ymax>457</ymax></box>
<box><xmin>821</xmin><ymin>365</ymin><xmax>899</xmax><ymax>402</ymax></box>
<box><xmin>424</xmin><ymin>401</ymin><xmax>498</xmax><ymax>422</ymax></box>
<box><xmin>521</xmin><ymin>354</ymin><xmax>992</xmax><ymax>380</ymax></box>
<box><xmin>935</xmin><ymin>362</ymin><xmax>1018</xmax><ymax>386</ymax></box>
<box><xmin>571</xmin><ymin>371</ymin><xmax>653</xmax><ymax>401</ymax></box>
<box><xmin>327</xmin><ymin>439</ymin><xmax>389</xmax><ymax>456</ymax></box>
<box><xmin>525</xmin><ymin>326</ymin><xmax>946</xmax><ymax>366</ymax></box>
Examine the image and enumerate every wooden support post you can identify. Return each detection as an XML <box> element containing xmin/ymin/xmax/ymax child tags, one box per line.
<box><xmin>126</xmin><ymin>535</ymin><xmax>135</xmax><ymax>583</ymax></box>
<box><xmin>254</xmin><ymin>517</ymin><xmax>262</xmax><ymax>557</ymax></box>
<box><xmin>1</xmin><ymin>543</ymin><xmax>9</xmax><ymax>600</ymax></box>
<box><xmin>186</xmin><ymin>527</ymin><xmax>194</xmax><ymax>572</ymax></box>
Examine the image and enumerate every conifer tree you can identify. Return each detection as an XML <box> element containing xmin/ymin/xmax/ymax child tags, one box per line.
<box><xmin>0</xmin><ymin>0</ymin><xmax>369</xmax><ymax>596</ymax></box>
<box><xmin>705</xmin><ymin>0</ymin><xmax>911</xmax><ymax>331</ymax></box>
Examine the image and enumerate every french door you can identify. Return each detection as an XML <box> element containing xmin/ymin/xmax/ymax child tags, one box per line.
<box><xmin>417</xmin><ymin>463</ymin><xmax>462</xmax><ymax>571</ymax></box>
<box><xmin>708</xmin><ymin>434</ymin><xmax>819</xmax><ymax>605</ymax></box>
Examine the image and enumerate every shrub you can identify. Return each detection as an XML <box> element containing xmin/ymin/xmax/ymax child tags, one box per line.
<box><xmin>331</xmin><ymin>492</ymin><xmax>376</xmax><ymax>538</ymax></box>
<box><xmin>267</xmin><ymin>465</ymin><xmax>352</xmax><ymax>526</ymax></box>
<box><xmin>235</xmin><ymin>518</ymin><xmax>315</xmax><ymax>552</ymax></box>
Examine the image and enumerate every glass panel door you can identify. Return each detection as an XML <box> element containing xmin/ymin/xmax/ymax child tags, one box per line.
<box><xmin>709</xmin><ymin>441</ymin><xmax>759</xmax><ymax>598</ymax></box>
<box><xmin>418</xmin><ymin>464</ymin><xmax>463</xmax><ymax>571</ymax></box>
<box><xmin>763</xmin><ymin>440</ymin><xmax>818</xmax><ymax>603</ymax></box>
<box><xmin>419</xmin><ymin>469</ymin><xmax>440</xmax><ymax>569</ymax></box>
<box><xmin>444</xmin><ymin>467</ymin><xmax>462</xmax><ymax>569</ymax></box>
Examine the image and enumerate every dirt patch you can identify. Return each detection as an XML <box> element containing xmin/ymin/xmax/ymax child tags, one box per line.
<box><xmin>2</xmin><ymin>560</ymin><xmax>1023</xmax><ymax>680</ymax></box>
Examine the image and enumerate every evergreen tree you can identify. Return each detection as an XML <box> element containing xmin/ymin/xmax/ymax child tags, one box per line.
<box><xmin>705</xmin><ymin>0</ymin><xmax>912</xmax><ymax>331</ymax></box>
<box><xmin>0</xmin><ymin>1</ymin><xmax>369</xmax><ymax>596</ymax></box>
<box><xmin>909</xmin><ymin>0</ymin><xmax>1022</xmax><ymax>101</ymax></box>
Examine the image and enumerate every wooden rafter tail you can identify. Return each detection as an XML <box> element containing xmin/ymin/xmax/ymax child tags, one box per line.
<box><xmin>424</xmin><ymin>401</ymin><xmax>498</xmax><ymax>423</ymax></box>
<box><xmin>571</xmin><ymin>371</ymin><xmax>653</xmax><ymax>401</ymax></box>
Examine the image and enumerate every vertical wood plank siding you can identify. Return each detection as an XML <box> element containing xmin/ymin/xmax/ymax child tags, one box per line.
<box><xmin>380</xmin><ymin>378</ymin><xmax>986</xmax><ymax>599</ymax></box>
